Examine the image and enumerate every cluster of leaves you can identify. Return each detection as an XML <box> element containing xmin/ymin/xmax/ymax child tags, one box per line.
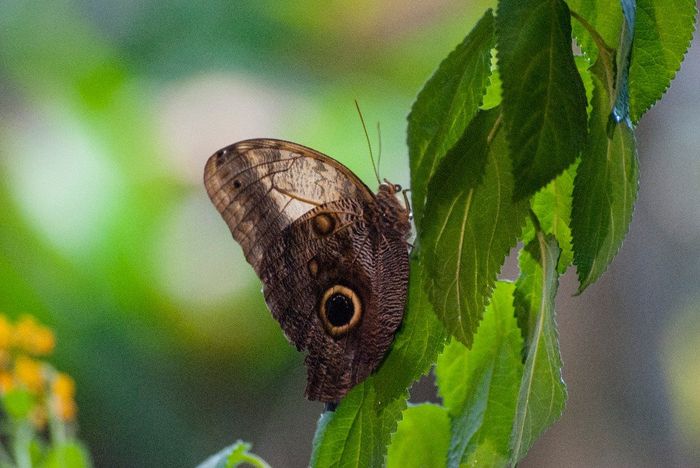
<box><xmin>0</xmin><ymin>314</ymin><xmax>91</xmax><ymax>468</ymax></box>
<box><xmin>308</xmin><ymin>1</ymin><xmax>696</xmax><ymax>467</ymax></box>
<box><xmin>198</xmin><ymin>440</ymin><xmax>270</xmax><ymax>468</ymax></box>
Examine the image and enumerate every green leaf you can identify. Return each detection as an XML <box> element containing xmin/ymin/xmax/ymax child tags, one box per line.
<box><xmin>386</xmin><ymin>404</ymin><xmax>450</xmax><ymax>468</ymax></box>
<box><xmin>2</xmin><ymin>388</ymin><xmax>36</xmax><ymax>419</ymax></box>
<box><xmin>408</xmin><ymin>10</ymin><xmax>495</xmax><ymax>223</ymax></box>
<box><xmin>629</xmin><ymin>0</ymin><xmax>697</xmax><ymax>122</ymax></box>
<box><xmin>197</xmin><ymin>440</ymin><xmax>270</xmax><ymax>468</ymax></box>
<box><xmin>39</xmin><ymin>443</ymin><xmax>92</xmax><ymax>468</ymax></box>
<box><xmin>310</xmin><ymin>383</ymin><xmax>406</xmax><ymax>468</ymax></box>
<box><xmin>373</xmin><ymin>252</ymin><xmax>447</xmax><ymax>404</ymax></box>
<box><xmin>513</xmin><ymin>241</ymin><xmax>542</xmax><ymax>345</ymax></box>
<box><xmin>522</xmin><ymin>162</ymin><xmax>577</xmax><ymax>274</ymax></box>
<box><xmin>509</xmin><ymin>234</ymin><xmax>566</xmax><ymax>464</ymax></box>
<box><xmin>420</xmin><ymin>108</ymin><xmax>528</xmax><ymax>346</ymax></box>
<box><xmin>571</xmin><ymin>60</ymin><xmax>640</xmax><ymax>292</ymax></box>
<box><xmin>435</xmin><ymin>281</ymin><xmax>523</xmax><ymax>468</ymax></box>
<box><xmin>575</xmin><ymin>56</ymin><xmax>595</xmax><ymax>115</ymax></box>
<box><xmin>496</xmin><ymin>0</ymin><xmax>588</xmax><ymax>199</ymax></box>
<box><xmin>481</xmin><ymin>52</ymin><xmax>502</xmax><ymax>110</ymax></box>
<box><xmin>567</xmin><ymin>0</ymin><xmax>622</xmax><ymax>60</ymax></box>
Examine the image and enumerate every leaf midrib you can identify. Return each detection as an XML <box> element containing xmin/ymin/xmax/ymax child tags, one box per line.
<box><xmin>510</xmin><ymin>233</ymin><xmax>550</xmax><ymax>462</ymax></box>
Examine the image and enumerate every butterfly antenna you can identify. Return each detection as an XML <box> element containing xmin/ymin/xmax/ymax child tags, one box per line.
<box><xmin>376</xmin><ymin>121</ymin><xmax>382</xmax><ymax>178</ymax></box>
<box><xmin>354</xmin><ymin>100</ymin><xmax>381</xmax><ymax>185</ymax></box>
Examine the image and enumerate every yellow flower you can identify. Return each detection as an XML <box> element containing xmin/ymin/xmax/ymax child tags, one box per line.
<box><xmin>30</xmin><ymin>406</ymin><xmax>48</xmax><ymax>430</ymax></box>
<box><xmin>52</xmin><ymin>372</ymin><xmax>77</xmax><ymax>422</ymax></box>
<box><xmin>55</xmin><ymin>398</ymin><xmax>77</xmax><ymax>422</ymax></box>
<box><xmin>52</xmin><ymin>373</ymin><xmax>75</xmax><ymax>400</ymax></box>
<box><xmin>14</xmin><ymin>355</ymin><xmax>44</xmax><ymax>394</ymax></box>
<box><xmin>13</xmin><ymin>315</ymin><xmax>55</xmax><ymax>356</ymax></box>
<box><xmin>0</xmin><ymin>315</ymin><xmax>12</xmax><ymax>349</ymax></box>
<box><xmin>31</xmin><ymin>328</ymin><xmax>55</xmax><ymax>356</ymax></box>
<box><xmin>0</xmin><ymin>349</ymin><xmax>10</xmax><ymax>370</ymax></box>
<box><xmin>0</xmin><ymin>371</ymin><xmax>14</xmax><ymax>393</ymax></box>
<box><xmin>14</xmin><ymin>315</ymin><xmax>38</xmax><ymax>351</ymax></box>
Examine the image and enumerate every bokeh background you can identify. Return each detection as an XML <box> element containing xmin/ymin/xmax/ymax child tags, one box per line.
<box><xmin>1</xmin><ymin>1</ymin><xmax>698</xmax><ymax>467</ymax></box>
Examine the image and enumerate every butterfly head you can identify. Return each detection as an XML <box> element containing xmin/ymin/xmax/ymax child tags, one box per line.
<box><xmin>376</xmin><ymin>179</ymin><xmax>411</xmax><ymax>239</ymax></box>
<box><xmin>378</xmin><ymin>179</ymin><xmax>401</xmax><ymax>195</ymax></box>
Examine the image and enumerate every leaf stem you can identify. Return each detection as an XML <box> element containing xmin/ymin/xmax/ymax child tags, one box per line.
<box><xmin>569</xmin><ymin>9</ymin><xmax>616</xmax><ymax>94</ymax></box>
<box><xmin>240</xmin><ymin>453</ymin><xmax>272</xmax><ymax>468</ymax></box>
<box><xmin>569</xmin><ymin>10</ymin><xmax>609</xmax><ymax>56</ymax></box>
<box><xmin>486</xmin><ymin>112</ymin><xmax>503</xmax><ymax>145</ymax></box>
<box><xmin>527</xmin><ymin>208</ymin><xmax>543</xmax><ymax>233</ymax></box>
<box><xmin>13</xmin><ymin>423</ymin><xmax>32</xmax><ymax>468</ymax></box>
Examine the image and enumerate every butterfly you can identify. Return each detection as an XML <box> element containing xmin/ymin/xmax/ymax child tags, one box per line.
<box><xmin>204</xmin><ymin>138</ymin><xmax>411</xmax><ymax>402</ymax></box>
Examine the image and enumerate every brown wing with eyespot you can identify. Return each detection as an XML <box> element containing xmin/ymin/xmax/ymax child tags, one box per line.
<box><xmin>259</xmin><ymin>198</ymin><xmax>409</xmax><ymax>402</ymax></box>
<box><xmin>204</xmin><ymin>139</ymin><xmax>375</xmax><ymax>273</ymax></box>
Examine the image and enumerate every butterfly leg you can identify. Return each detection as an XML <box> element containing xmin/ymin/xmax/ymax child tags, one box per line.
<box><xmin>324</xmin><ymin>401</ymin><xmax>339</xmax><ymax>412</ymax></box>
<box><xmin>402</xmin><ymin>188</ymin><xmax>413</xmax><ymax>220</ymax></box>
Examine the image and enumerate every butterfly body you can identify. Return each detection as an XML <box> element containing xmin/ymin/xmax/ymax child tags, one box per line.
<box><xmin>204</xmin><ymin>139</ymin><xmax>410</xmax><ymax>402</ymax></box>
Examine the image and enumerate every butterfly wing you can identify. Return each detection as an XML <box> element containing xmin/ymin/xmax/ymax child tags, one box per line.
<box><xmin>204</xmin><ymin>139</ymin><xmax>375</xmax><ymax>273</ymax></box>
<box><xmin>204</xmin><ymin>139</ymin><xmax>409</xmax><ymax>402</ymax></box>
<box><xmin>259</xmin><ymin>199</ymin><xmax>409</xmax><ymax>402</ymax></box>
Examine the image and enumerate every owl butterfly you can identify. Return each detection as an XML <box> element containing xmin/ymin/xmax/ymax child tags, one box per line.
<box><xmin>204</xmin><ymin>139</ymin><xmax>411</xmax><ymax>403</ymax></box>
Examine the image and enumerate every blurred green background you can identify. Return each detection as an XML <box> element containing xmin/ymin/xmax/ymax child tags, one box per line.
<box><xmin>1</xmin><ymin>1</ymin><xmax>699</xmax><ymax>467</ymax></box>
